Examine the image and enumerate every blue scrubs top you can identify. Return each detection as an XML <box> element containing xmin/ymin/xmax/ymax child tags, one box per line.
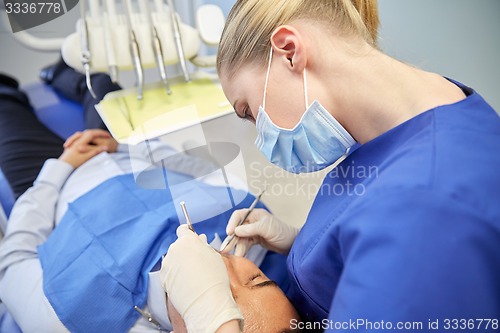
<box><xmin>287</xmin><ymin>81</ymin><xmax>500</xmax><ymax>331</ymax></box>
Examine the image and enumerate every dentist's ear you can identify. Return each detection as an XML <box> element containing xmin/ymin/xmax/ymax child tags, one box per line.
<box><xmin>270</xmin><ymin>25</ymin><xmax>307</xmax><ymax>73</ymax></box>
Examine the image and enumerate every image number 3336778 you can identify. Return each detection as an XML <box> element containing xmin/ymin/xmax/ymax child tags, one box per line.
<box><xmin>3</xmin><ymin>0</ymin><xmax>79</xmax><ymax>32</ymax></box>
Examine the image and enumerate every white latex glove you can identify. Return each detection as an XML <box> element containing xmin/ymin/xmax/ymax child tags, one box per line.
<box><xmin>160</xmin><ymin>225</ymin><xmax>244</xmax><ymax>333</ymax></box>
<box><xmin>221</xmin><ymin>208</ymin><xmax>299</xmax><ymax>256</ymax></box>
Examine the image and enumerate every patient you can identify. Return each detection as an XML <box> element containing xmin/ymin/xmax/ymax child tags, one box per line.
<box><xmin>0</xmin><ymin>69</ymin><xmax>300</xmax><ymax>332</ymax></box>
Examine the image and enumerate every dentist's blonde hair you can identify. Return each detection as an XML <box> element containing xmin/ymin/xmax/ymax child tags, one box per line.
<box><xmin>217</xmin><ymin>0</ymin><xmax>379</xmax><ymax>77</ymax></box>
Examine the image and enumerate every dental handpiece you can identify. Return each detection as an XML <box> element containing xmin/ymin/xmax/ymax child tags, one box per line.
<box><xmin>166</xmin><ymin>0</ymin><xmax>190</xmax><ymax>82</ymax></box>
<box><xmin>102</xmin><ymin>0</ymin><xmax>119</xmax><ymax>83</ymax></box>
<box><xmin>79</xmin><ymin>0</ymin><xmax>97</xmax><ymax>99</ymax></box>
<box><xmin>123</xmin><ymin>0</ymin><xmax>144</xmax><ymax>100</ymax></box>
<box><xmin>140</xmin><ymin>0</ymin><xmax>171</xmax><ymax>94</ymax></box>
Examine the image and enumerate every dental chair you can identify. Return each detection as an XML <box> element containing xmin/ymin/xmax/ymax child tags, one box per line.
<box><xmin>0</xmin><ymin>83</ymin><xmax>84</xmax><ymax>221</ymax></box>
<box><xmin>0</xmin><ymin>82</ymin><xmax>79</xmax><ymax>333</ymax></box>
<box><xmin>0</xmin><ymin>79</ymin><xmax>291</xmax><ymax>332</ymax></box>
<box><xmin>0</xmin><ymin>0</ymin><xmax>226</xmax><ymax>220</ymax></box>
<box><xmin>0</xmin><ymin>83</ymin><xmax>84</xmax><ymax>222</ymax></box>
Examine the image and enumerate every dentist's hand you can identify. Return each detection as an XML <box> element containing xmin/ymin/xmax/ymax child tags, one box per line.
<box><xmin>160</xmin><ymin>225</ymin><xmax>244</xmax><ymax>333</ymax></box>
<box><xmin>221</xmin><ymin>208</ymin><xmax>299</xmax><ymax>256</ymax></box>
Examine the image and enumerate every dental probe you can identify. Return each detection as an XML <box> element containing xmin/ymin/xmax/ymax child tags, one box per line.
<box><xmin>180</xmin><ymin>201</ymin><xmax>195</xmax><ymax>233</ymax></box>
<box><xmin>219</xmin><ymin>188</ymin><xmax>267</xmax><ymax>252</ymax></box>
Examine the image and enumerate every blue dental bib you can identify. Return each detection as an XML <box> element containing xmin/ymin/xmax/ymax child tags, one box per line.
<box><xmin>38</xmin><ymin>171</ymin><xmax>257</xmax><ymax>333</ymax></box>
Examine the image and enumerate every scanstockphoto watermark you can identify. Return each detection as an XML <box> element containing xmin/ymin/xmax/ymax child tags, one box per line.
<box><xmin>249</xmin><ymin>161</ymin><xmax>379</xmax><ymax>199</ymax></box>
<box><xmin>290</xmin><ymin>318</ymin><xmax>424</xmax><ymax>331</ymax></box>
<box><xmin>290</xmin><ymin>318</ymin><xmax>499</xmax><ymax>332</ymax></box>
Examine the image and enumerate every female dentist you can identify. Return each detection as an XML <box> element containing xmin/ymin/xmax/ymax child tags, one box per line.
<box><xmin>161</xmin><ymin>0</ymin><xmax>500</xmax><ymax>331</ymax></box>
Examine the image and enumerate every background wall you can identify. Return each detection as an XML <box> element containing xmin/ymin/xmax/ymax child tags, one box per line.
<box><xmin>1</xmin><ymin>1</ymin><xmax>499</xmax><ymax>228</ymax></box>
<box><xmin>378</xmin><ymin>0</ymin><xmax>500</xmax><ymax>112</ymax></box>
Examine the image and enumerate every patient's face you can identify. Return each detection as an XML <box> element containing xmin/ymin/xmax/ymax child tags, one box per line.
<box><xmin>167</xmin><ymin>254</ymin><xmax>299</xmax><ymax>333</ymax></box>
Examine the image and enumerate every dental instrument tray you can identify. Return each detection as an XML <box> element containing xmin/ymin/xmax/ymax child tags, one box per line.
<box><xmin>95</xmin><ymin>76</ymin><xmax>231</xmax><ymax>144</ymax></box>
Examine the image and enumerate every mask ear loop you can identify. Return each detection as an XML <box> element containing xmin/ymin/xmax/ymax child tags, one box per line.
<box><xmin>303</xmin><ymin>67</ymin><xmax>309</xmax><ymax>109</ymax></box>
<box><xmin>263</xmin><ymin>47</ymin><xmax>309</xmax><ymax>110</ymax></box>
<box><xmin>262</xmin><ymin>47</ymin><xmax>274</xmax><ymax>110</ymax></box>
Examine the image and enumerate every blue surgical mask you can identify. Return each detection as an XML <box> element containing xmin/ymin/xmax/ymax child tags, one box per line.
<box><xmin>255</xmin><ymin>49</ymin><xmax>357</xmax><ymax>174</ymax></box>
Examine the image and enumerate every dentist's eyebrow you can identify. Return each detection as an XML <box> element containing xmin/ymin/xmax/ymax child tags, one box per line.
<box><xmin>250</xmin><ymin>280</ymin><xmax>279</xmax><ymax>290</ymax></box>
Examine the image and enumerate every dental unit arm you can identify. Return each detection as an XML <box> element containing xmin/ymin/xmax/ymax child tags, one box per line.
<box><xmin>61</xmin><ymin>0</ymin><xmax>226</xmax><ymax>99</ymax></box>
